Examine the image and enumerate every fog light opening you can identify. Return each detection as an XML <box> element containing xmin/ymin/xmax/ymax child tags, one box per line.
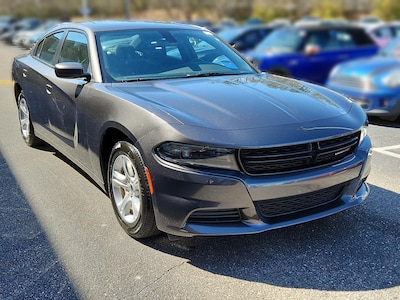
<box><xmin>380</xmin><ymin>99</ymin><xmax>389</xmax><ymax>108</ymax></box>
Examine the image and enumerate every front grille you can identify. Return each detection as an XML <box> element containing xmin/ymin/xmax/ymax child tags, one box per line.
<box><xmin>187</xmin><ymin>209</ymin><xmax>241</xmax><ymax>224</ymax></box>
<box><xmin>329</xmin><ymin>75</ymin><xmax>375</xmax><ymax>91</ymax></box>
<box><xmin>255</xmin><ymin>182</ymin><xmax>346</xmax><ymax>220</ymax></box>
<box><xmin>239</xmin><ymin>131</ymin><xmax>360</xmax><ymax>175</ymax></box>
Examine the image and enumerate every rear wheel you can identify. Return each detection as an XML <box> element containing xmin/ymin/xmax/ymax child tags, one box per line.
<box><xmin>108</xmin><ymin>141</ymin><xmax>159</xmax><ymax>239</ymax></box>
<box><xmin>17</xmin><ymin>91</ymin><xmax>41</xmax><ymax>147</ymax></box>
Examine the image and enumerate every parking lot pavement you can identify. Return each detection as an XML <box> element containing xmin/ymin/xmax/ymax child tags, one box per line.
<box><xmin>0</xmin><ymin>151</ymin><xmax>79</xmax><ymax>299</ymax></box>
<box><xmin>373</xmin><ymin>145</ymin><xmax>400</xmax><ymax>159</ymax></box>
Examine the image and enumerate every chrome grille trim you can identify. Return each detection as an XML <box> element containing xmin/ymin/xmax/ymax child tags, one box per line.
<box><xmin>239</xmin><ymin>131</ymin><xmax>360</xmax><ymax>175</ymax></box>
<box><xmin>329</xmin><ymin>75</ymin><xmax>375</xmax><ymax>91</ymax></box>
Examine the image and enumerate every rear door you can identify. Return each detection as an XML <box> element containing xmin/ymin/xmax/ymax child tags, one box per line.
<box><xmin>45</xmin><ymin>30</ymin><xmax>91</xmax><ymax>160</ymax></box>
<box><xmin>20</xmin><ymin>30</ymin><xmax>66</xmax><ymax>132</ymax></box>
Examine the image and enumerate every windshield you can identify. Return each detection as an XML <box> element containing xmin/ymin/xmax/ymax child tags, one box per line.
<box><xmin>380</xmin><ymin>37</ymin><xmax>400</xmax><ymax>57</ymax></box>
<box><xmin>96</xmin><ymin>28</ymin><xmax>256</xmax><ymax>83</ymax></box>
<box><xmin>254</xmin><ymin>27</ymin><xmax>303</xmax><ymax>53</ymax></box>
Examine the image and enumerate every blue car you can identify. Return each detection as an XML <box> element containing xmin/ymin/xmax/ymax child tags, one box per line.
<box><xmin>246</xmin><ymin>24</ymin><xmax>379</xmax><ymax>84</ymax></box>
<box><xmin>217</xmin><ymin>24</ymin><xmax>283</xmax><ymax>52</ymax></box>
<box><xmin>326</xmin><ymin>36</ymin><xmax>400</xmax><ymax>121</ymax></box>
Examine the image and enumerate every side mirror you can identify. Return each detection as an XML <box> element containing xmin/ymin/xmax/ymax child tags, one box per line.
<box><xmin>304</xmin><ymin>44</ymin><xmax>321</xmax><ymax>56</ymax></box>
<box><xmin>55</xmin><ymin>62</ymin><xmax>91</xmax><ymax>82</ymax></box>
<box><xmin>232</xmin><ymin>41</ymin><xmax>245</xmax><ymax>51</ymax></box>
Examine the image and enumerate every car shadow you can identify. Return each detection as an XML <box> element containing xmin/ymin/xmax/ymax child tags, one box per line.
<box><xmin>143</xmin><ymin>184</ymin><xmax>400</xmax><ymax>292</ymax></box>
<box><xmin>369</xmin><ymin>116</ymin><xmax>400</xmax><ymax>128</ymax></box>
<box><xmin>0</xmin><ymin>152</ymin><xmax>79</xmax><ymax>299</ymax></box>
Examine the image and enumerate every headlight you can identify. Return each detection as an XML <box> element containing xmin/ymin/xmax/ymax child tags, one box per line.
<box><xmin>156</xmin><ymin>142</ymin><xmax>239</xmax><ymax>170</ymax></box>
<box><xmin>329</xmin><ymin>65</ymin><xmax>342</xmax><ymax>78</ymax></box>
<box><xmin>359</xmin><ymin>121</ymin><xmax>368</xmax><ymax>143</ymax></box>
<box><xmin>382</xmin><ymin>70</ymin><xmax>400</xmax><ymax>87</ymax></box>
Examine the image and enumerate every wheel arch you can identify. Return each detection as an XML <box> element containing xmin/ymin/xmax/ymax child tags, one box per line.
<box><xmin>14</xmin><ymin>83</ymin><xmax>22</xmax><ymax>103</ymax></box>
<box><xmin>99</xmin><ymin>124</ymin><xmax>138</xmax><ymax>193</ymax></box>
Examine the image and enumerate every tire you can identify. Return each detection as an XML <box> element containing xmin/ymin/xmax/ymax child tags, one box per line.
<box><xmin>108</xmin><ymin>141</ymin><xmax>159</xmax><ymax>239</ymax></box>
<box><xmin>17</xmin><ymin>91</ymin><xmax>41</xmax><ymax>147</ymax></box>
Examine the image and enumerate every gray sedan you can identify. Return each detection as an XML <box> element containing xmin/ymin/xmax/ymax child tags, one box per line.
<box><xmin>12</xmin><ymin>21</ymin><xmax>372</xmax><ymax>239</ymax></box>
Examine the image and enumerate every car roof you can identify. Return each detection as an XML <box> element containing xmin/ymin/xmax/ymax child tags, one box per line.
<box><xmin>219</xmin><ymin>23</ymin><xmax>280</xmax><ymax>34</ymax></box>
<box><xmin>294</xmin><ymin>23</ymin><xmax>366</xmax><ymax>31</ymax></box>
<box><xmin>50</xmin><ymin>20</ymin><xmax>203</xmax><ymax>33</ymax></box>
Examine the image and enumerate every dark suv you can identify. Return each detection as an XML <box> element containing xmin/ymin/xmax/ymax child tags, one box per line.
<box><xmin>246</xmin><ymin>23</ymin><xmax>379</xmax><ymax>84</ymax></box>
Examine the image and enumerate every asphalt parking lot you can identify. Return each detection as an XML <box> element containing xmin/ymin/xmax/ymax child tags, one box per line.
<box><xmin>0</xmin><ymin>42</ymin><xmax>399</xmax><ymax>299</ymax></box>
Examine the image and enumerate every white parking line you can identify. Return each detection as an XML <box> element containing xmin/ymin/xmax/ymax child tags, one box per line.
<box><xmin>373</xmin><ymin>145</ymin><xmax>400</xmax><ymax>159</ymax></box>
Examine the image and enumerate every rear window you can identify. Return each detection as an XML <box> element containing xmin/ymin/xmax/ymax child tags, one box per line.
<box><xmin>34</xmin><ymin>31</ymin><xmax>65</xmax><ymax>65</ymax></box>
<box><xmin>347</xmin><ymin>28</ymin><xmax>375</xmax><ymax>46</ymax></box>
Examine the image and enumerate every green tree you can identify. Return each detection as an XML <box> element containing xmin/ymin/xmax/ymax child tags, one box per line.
<box><xmin>373</xmin><ymin>0</ymin><xmax>400</xmax><ymax>21</ymax></box>
<box><xmin>252</xmin><ymin>5</ymin><xmax>288</xmax><ymax>23</ymax></box>
<box><xmin>310</xmin><ymin>0</ymin><xmax>345</xmax><ymax>19</ymax></box>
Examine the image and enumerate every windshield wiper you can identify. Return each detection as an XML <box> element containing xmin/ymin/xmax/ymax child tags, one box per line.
<box><xmin>122</xmin><ymin>77</ymin><xmax>153</xmax><ymax>82</ymax></box>
<box><xmin>186</xmin><ymin>72</ymin><xmax>236</xmax><ymax>78</ymax></box>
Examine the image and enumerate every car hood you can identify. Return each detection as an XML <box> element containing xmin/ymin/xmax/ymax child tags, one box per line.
<box><xmin>333</xmin><ymin>56</ymin><xmax>400</xmax><ymax>78</ymax></box>
<box><xmin>111</xmin><ymin>74</ymin><xmax>352</xmax><ymax>131</ymax></box>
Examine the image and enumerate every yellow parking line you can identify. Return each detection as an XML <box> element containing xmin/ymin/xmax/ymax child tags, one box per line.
<box><xmin>0</xmin><ymin>80</ymin><xmax>13</xmax><ymax>85</ymax></box>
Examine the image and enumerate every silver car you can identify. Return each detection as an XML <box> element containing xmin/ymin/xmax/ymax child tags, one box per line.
<box><xmin>12</xmin><ymin>21</ymin><xmax>372</xmax><ymax>239</ymax></box>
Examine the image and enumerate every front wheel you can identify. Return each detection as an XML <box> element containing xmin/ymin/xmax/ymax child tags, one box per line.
<box><xmin>108</xmin><ymin>141</ymin><xmax>159</xmax><ymax>239</ymax></box>
<box><xmin>17</xmin><ymin>91</ymin><xmax>41</xmax><ymax>147</ymax></box>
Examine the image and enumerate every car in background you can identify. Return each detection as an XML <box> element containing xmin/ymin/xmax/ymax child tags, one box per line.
<box><xmin>21</xmin><ymin>31</ymin><xmax>45</xmax><ymax>49</ymax></box>
<box><xmin>0</xmin><ymin>15</ymin><xmax>17</xmax><ymax>34</ymax></box>
<box><xmin>12</xmin><ymin>21</ymin><xmax>371</xmax><ymax>239</ymax></box>
<box><xmin>246</xmin><ymin>24</ymin><xmax>379</xmax><ymax>84</ymax></box>
<box><xmin>245</xmin><ymin>18</ymin><xmax>263</xmax><ymax>25</ymax></box>
<box><xmin>294</xmin><ymin>16</ymin><xmax>321</xmax><ymax>26</ymax></box>
<box><xmin>213</xmin><ymin>18</ymin><xmax>237</xmax><ymax>32</ymax></box>
<box><xmin>13</xmin><ymin>19</ymin><xmax>60</xmax><ymax>48</ymax></box>
<box><xmin>326</xmin><ymin>36</ymin><xmax>400</xmax><ymax>121</ymax></box>
<box><xmin>362</xmin><ymin>22</ymin><xmax>400</xmax><ymax>47</ymax></box>
<box><xmin>0</xmin><ymin>18</ymin><xmax>41</xmax><ymax>43</ymax></box>
<box><xmin>218</xmin><ymin>24</ymin><xmax>283</xmax><ymax>52</ymax></box>
<box><xmin>187</xmin><ymin>18</ymin><xmax>216</xmax><ymax>31</ymax></box>
<box><xmin>358</xmin><ymin>16</ymin><xmax>382</xmax><ymax>25</ymax></box>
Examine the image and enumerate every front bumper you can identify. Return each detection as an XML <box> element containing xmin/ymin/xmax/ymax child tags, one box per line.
<box><xmin>149</xmin><ymin>136</ymin><xmax>372</xmax><ymax>237</ymax></box>
<box><xmin>326</xmin><ymin>85</ymin><xmax>400</xmax><ymax>120</ymax></box>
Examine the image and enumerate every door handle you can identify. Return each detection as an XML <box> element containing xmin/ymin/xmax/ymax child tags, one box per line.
<box><xmin>46</xmin><ymin>84</ymin><xmax>52</xmax><ymax>95</ymax></box>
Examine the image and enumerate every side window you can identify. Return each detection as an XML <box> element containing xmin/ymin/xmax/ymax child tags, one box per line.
<box><xmin>331</xmin><ymin>30</ymin><xmax>356</xmax><ymax>49</ymax></box>
<box><xmin>373</xmin><ymin>27</ymin><xmax>393</xmax><ymax>38</ymax></box>
<box><xmin>58</xmin><ymin>31</ymin><xmax>90</xmax><ymax>72</ymax></box>
<box><xmin>34</xmin><ymin>31</ymin><xmax>65</xmax><ymax>65</ymax></box>
<box><xmin>393</xmin><ymin>27</ymin><xmax>400</xmax><ymax>37</ymax></box>
<box><xmin>33</xmin><ymin>39</ymin><xmax>44</xmax><ymax>56</ymax></box>
<box><xmin>305</xmin><ymin>31</ymin><xmax>330</xmax><ymax>50</ymax></box>
<box><xmin>237</xmin><ymin>30</ymin><xmax>260</xmax><ymax>51</ymax></box>
<box><xmin>306</xmin><ymin>30</ymin><xmax>356</xmax><ymax>51</ymax></box>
